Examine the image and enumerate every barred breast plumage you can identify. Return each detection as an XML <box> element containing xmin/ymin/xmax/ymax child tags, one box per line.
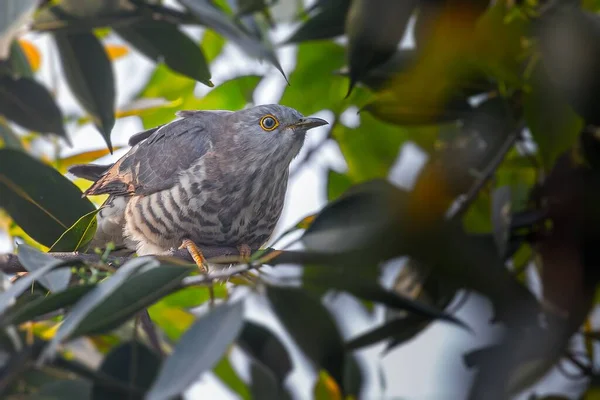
<box><xmin>71</xmin><ymin>105</ymin><xmax>328</xmax><ymax>257</ymax></box>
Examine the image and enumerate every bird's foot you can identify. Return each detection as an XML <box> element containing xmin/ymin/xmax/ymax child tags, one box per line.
<box><xmin>179</xmin><ymin>239</ymin><xmax>209</xmax><ymax>273</ymax></box>
<box><xmin>237</xmin><ymin>244</ymin><xmax>252</xmax><ymax>263</ymax></box>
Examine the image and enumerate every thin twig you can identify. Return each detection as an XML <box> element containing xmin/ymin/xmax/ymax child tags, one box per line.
<box><xmin>138</xmin><ymin>310</ymin><xmax>164</xmax><ymax>358</ymax></box>
<box><xmin>447</xmin><ymin>122</ymin><xmax>524</xmax><ymax>220</ymax></box>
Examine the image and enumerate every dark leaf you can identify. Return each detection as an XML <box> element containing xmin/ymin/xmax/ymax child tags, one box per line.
<box><xmin>334</xmin><ymin>282</ymin><xmax>466</xmax><ymax>329</ymax></box>
<box><xmin>345</xmin><ymin>0</ymin><xmax>418</xmax><ymax>94</ymax></box>
<box><xmin>0</xmin><ymin>76</ymin><xmax>66</xmax><ymax>137</ymax></box>
<box><xmin>115</xmin><ymin>20</ymin><xmax>212</xmax><ymax>86</ymax></box>
<box><xmin>93</xmin><ymin>341</ymin><xmax>161</xmax><ymax>400</ymax></box>
<box><xmin>0</xmin><ymin>149</ymin><xmax>95</xmax><ymax>247</ymax></box>
<box><xmin>179</xmin><ymin>0</ymin><xmax>286</xmax><ymax>78</ymax></box>
<box><xmin>54</xmin><ymin>32</ymin><xmax>115</xmax><ymax>151</ymax></box>
<box><xmin>248</xmin><ymin>360</ymin><xmax>283</xmax><ymax>400</ymax></box>
<box><xmin>266</xmin><ymin>286</ymin><xmax>353</xmax><ymax>394</ymax></box>
<box><xmin>41</xmin><ymin>257</ymin><xmax>193</xmax><ymax>360</ymax></box>
<box><xmin>301</xmin><ymin>179</ymin><xmax>407</xmax><ymax>257</ymax></box>
<box><xmin>17</xmin><ymin>244</ymin><xmax>71</xmax><ymax>293</ymax></box>
<box><xmin>50</xmin><ymin>209</ymin><xmax>100</xmax><ymax>252</ymax></box>
<box><xmin>346</xmin><ymin>315</ymin><xmax>429</xmax><ymax>350</ymax></box>
<box><xmin>285</xmin><ymin>0</ymin><xmax>351</xmax><ymax>43</ymax></box>
<box><xmin>363</xmin><ymin>92</ymin><xmax>472</xmax><ymax>126</ymax></box>
<box><xmin>70</xmin><ymin>261</ymin><xmax>195</xmax><ymax>338</ymax></box>
<box><xmin>537</xmin><ymin>7</ymin><xmax>600</xmax><ymax>125</ymax></box>
<box><xmin>0</xmin><ymin>259</ymin><xmax>77</xmax><ymax>316</ymax></box>
<box><xmin>341</xmin><ymin>49</ymin><xmax>416</xmax><ymax>91</ymax></box>
<box><xmin>1</xmin><ymin>284</ymin><xmax>94</xmax><ymax>327</ymax></box>
<box><xmin>7</xmin><ymin>40</ymin><xmax>33</xmax><ymax>78</ymax></box>
<box><xmin>30</xmin><ymin>379</ymin><xmax>92</xmax><ymax>400</ymax></box>
<box><xmin>238</xmin><ymin>321</ymin><xmax>292</xmax><ymax>382</ymax></box>
<box><xmin>0</xmin><ymin>118</ymin><xmax>22</xmax><ymax>149</ymax></box>
<box><xmin>146</xmin><ymin>301</ymin><xmax>245</xmax><ymax>400</ymax></box>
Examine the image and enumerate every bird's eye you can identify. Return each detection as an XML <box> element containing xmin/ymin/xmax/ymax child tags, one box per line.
<box><xmin>259</xmin><ymin>115</ymin><xmax>279</xmax><ymax>131</ymax></box>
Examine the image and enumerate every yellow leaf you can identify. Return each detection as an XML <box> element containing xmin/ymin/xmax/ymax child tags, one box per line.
<box><xmin>18</xmin><ymin>39</ymin><xmax>41</xmax><ymax>72</ymax></box>
<box><xmin>314</xmin><ymin>370</ymin><xmax>342</xmax><ymax>400</ymax></box>
<box><xmin>148</xmin><ymin>302</ymin><xmax>195</xmax><ymax>341</ymax></box>
<box><xmin>56</xmin><ymin>147</ymin><xmax>121</xmax><ymax>174</ymax></box>
<box><xmin>27</xmin><ymin>321</ymin><xmax>62</xmax><ymax>340</ymax></box>
<box><xmin>105</xmin><ymin>44</ymin><xmax>129</xmax><ymax>61</ymax></box>
<box><xmin>296</xmin><ymin>214</ymin><xmax>316</xmax><ymax>230</ymax></box>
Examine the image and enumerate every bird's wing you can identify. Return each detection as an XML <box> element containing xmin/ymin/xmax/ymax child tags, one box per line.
<box><xmin>81</xmin><ymin>112</ymin><xmax>220</xmax><ymax>197</ymax></box>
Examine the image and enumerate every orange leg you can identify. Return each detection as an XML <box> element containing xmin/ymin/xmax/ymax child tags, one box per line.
<box><xmin>180</xmin><ymin>239</ymin><xmax>208</xmax><ymax>273</ymax></box>
<box><xmin>237</xmin><ymin>244</ymin><xmax>252</xmax><ymax>262</ymax></box>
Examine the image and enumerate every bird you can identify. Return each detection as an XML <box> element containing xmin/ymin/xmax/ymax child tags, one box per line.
<box><xmin>68</xmin><ymin>104</ymin><xmax>328</xmax><ymax>270</ymax></box>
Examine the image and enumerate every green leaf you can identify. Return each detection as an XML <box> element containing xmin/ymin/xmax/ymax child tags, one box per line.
<box><xmin>0</xmin><ymin>149</ymin><xmax>95</xmax><ymax>247</ymax></box>
<box><xmin>0</xmin><ymin>117</ymin><xmax>23</xmax><ymax>149</ymax></box>
<box><xmin>146</xmin><ymin>301</ymin><xmax>245</xmax><ymax>400</ymax></box>
<box><xmin>266</xmin><ymin>286</ymin><xmax>348</xmax><ymax>392</ymax></box>
<box><xmin>17</xmin><ymin>244</ymin><xmax>71</xmax><ymax>293</ymax></box>
<box><xmin>347</xmin><ymin>315</ymin><xmax>436</xmax><ymax>350</ymax></box>
<box><xmin>0</xmin><ymin>258</ymin><xmax>77</xmax><ymax>316</ymax></box>
<box><xmin>159</xmin><ymin>284</ymin><xmax>228</xmax><ymax>309</ymax></box>
<box><xmin>213</xmin><ymin>356</ymin><xmax>251</xmax><ymax>400</ymax></box>
<box><xmin>54</xmin><ymin>32</ymin><xmax>115</xmax><ymax>151</ymax></box>
<box><xmin>179</xmin><ymin>0</ymin><xmax>286</xmax><ymax>78</ymax></box>
<box><xmin>115</xmin><ymin>20</ymin><xmax>212</xmax><ymax>86</ymax></box>
<box><xmin>279</xmin><ymin>41</ymin><xmax>347</xmax><ymax>115</ymax></box>
<box><xmin>0</xmin><ymin>76</ymin><xmax>66</xmax><ymax>137</ymax></box>
<box><xmin>332</xmin><ymin>113</ymin><xmax>409</xmax><ymax>182</ymax></box>
<box><xmin>238</xmin><ymin>321</ymin><xmax>292</xmax><ymax>383</ymax></box>
<box><xmin>92</xmin><ymin>341</ymin><xmax>161</xmax><ymax>400</ymax></box>
<box><xmin>201</xmin><ymin>29</ymin><xmax>226</xmax><ymax>63</ymax></box>
<box><xmin>50</xmin><ymin>209</ymin><xmax>100</xmax><ymax>252</ymax></box>
<box><xmin>1</xmin><ymin>284</ymin><xmax>94</xmax><ymax>327</ymax></box>
<box><xmin>524</xmin><ymin>73</ymin><xmax>583</xmax><ymax>170</ymax></box>
<box><xmin>284</xmin><ymin>0</ymin><xmax>350</xmax><ymax>43</ymax></box>
<box><xmin>326</xmin><ymin>170</ymin><xmax>353</xmax><ymax>201</ymax></box>
<box><xmin>140</xmin><ymin>75</ymin><xmax>261</xmax><ymax>129</ymax></box>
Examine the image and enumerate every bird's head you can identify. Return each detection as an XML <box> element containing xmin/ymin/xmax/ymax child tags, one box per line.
<box><xmin>226</xmin><ymin>104</ymin><xmax>328</xmax><ymax>163</ymax></box>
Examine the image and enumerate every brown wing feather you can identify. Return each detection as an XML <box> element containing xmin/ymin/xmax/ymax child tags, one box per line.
<box><xmin>82</xmin><ymin>113</ymin><xmax>217</xmax><ymax>197</ymax></box>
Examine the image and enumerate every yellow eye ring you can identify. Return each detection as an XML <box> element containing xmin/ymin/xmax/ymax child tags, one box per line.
<box><xmin>259</xmin><ymin>114</ymin><xmax>279</xmax><ymax>131</ymax></box>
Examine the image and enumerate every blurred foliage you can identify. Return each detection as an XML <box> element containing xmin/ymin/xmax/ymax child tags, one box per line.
<box><xmin>1</xmin><ymin>0</ymin><xmax>600</xmax><ymax>399</ymax></box>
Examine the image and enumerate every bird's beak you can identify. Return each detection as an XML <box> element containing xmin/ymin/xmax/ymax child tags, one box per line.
<box><xmin>291</xmin><ymin>117</ymin><xmax>329</xmax><ymax>130</ymax></box>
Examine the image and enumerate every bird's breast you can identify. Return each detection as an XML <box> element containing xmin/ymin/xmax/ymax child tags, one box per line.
<box><xmin>126</xmin><ymin>159</ymin><xmax>290</xmax><ymax>253</ymax></box>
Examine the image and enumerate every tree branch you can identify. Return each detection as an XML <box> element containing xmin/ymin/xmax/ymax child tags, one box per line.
<box><xmin>0</xmin><ymin>247</ymin><xmax>249</xmax><ymax>275</ymax></box>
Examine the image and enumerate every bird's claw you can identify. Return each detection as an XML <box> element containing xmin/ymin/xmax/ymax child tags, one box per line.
<box><xmin>180</xmin><ymin>239</ymin><xmax>209</xmax><ymax>273</ymax></box>
<box><xmin>237</xmin><ymin>244</ymin><xmax>252</xmax><ymax>263</ymax></box>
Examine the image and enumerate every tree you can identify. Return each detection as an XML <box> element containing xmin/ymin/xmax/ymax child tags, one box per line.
<box><xmin>0</xmin><ymin>0</ymin><xmax>598</xmax><ymax>399</ymax></box>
